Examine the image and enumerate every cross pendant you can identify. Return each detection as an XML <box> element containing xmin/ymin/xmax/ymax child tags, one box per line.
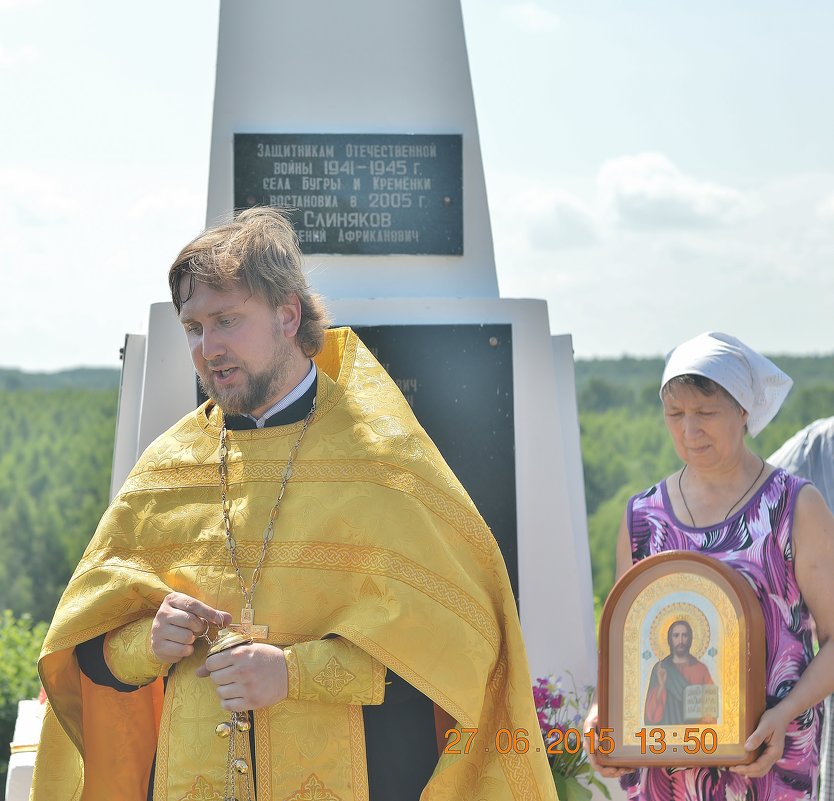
<box><xmin>231</xmin><ymin>606</ymin><xmax>269</xmax><ymax>640</ymax></box>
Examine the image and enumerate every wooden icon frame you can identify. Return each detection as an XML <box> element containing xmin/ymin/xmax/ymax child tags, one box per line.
<box><xmin>596</xmin><ymin>551</ymin><xmax>766</xmax><ymax>767</ymax></box>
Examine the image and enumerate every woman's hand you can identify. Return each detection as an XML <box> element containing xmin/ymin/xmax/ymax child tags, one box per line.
<box><xmin>583</xmin><ymin>702</ymin><xmax>635</xmax><ymax>778</ymax></box>
<box><xmin>729</xmin><ymin>707</ymin><xmax>789</xmax><ymax>777</ymax></box>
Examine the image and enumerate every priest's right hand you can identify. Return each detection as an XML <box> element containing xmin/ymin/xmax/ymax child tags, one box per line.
<box><xmin>151</xmin><ymin>592</ymin><xmax>232</xmax><ymax>664</ymax></box>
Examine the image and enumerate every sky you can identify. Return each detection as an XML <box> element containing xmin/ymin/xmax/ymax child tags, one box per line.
<box><xmin>3</xmin><ymin>0</ymin><xmax>833</xmax><ymax>371</ymax></box>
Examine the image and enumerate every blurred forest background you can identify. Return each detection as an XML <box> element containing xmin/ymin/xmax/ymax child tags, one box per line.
<box><xmin>1</xmin><ymin>355</ymin><xmax>834</xmax><ymax>786</ymax></box>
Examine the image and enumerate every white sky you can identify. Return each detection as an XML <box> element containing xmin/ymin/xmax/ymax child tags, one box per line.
<box><xmin>3</xmin><ymin>0</ymin><xmax>833</xmax><ymax>370</ymax></box>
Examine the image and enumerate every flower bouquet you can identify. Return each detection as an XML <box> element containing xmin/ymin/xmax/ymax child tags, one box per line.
<box><xmin>533</xmin><ymin>674</ymin><xmax>610</xmax><ymax>801</ymax></box>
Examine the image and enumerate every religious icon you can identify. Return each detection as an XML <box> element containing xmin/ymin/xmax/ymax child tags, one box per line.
<box><xmin>596</xmin><ymin>552</ymin><xmax>765</xmax><ymax>767</ymax></box>
<box><xmin>643</xmin><ymin>607</ymin><xmax>719</xmax><ymax>727</ymax></box>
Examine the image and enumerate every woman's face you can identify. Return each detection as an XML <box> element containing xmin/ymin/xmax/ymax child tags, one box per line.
<box><xmin>662</xmin><ymin>383</ymin><xmax>749</xmax><ymax>470</ymax></box>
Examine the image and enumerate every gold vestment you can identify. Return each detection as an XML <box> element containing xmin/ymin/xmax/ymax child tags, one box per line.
<box><xmin>32</xmin><ymin>328</ymin><xmax>557</xmax><ymax>801</ymax></box>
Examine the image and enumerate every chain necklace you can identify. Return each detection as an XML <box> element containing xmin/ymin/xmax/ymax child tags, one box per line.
<box><xmin>678</xmin><ymin>456</ymin><xmax>766</xmax><ymax>528</ymax></box>
<box><xmin>218</xmin><ymin>398</ymin><xmax>316</xmax><ymax>628</ymax></box>
<box><xmin>207</xmin><ymin>397</ymin><xmax>317</xmax><ymax>801</ymax></box>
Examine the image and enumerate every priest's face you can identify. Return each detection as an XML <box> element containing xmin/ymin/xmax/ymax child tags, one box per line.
<box><xmin>178</xmin><ymin>278</ymin><xmax>303</xmax><ymax>417</ymax></box>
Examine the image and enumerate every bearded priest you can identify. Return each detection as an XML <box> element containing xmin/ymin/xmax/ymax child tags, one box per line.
<box><xmin>30</xmin><ymin>207</ymin><xmax>556</xmax><ymax>801</ymax></box>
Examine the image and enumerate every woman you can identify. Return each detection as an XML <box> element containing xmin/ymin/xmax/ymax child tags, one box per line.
<box><xmin>586</xmin><ymin>332</ymin><xmax>834</xmax><ymax>800</ymax></box>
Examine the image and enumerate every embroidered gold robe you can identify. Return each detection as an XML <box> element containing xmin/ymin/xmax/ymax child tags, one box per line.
<box><xmin>31</xmin><ymin>327</ymin><xmax>557</xmax><ymax>801</ymax></box>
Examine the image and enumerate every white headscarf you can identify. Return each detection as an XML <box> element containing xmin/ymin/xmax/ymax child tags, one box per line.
<box><xmin>660</xmin><ymin>332</ymin><xmax>793</xmax><ymax>437</ymax></box>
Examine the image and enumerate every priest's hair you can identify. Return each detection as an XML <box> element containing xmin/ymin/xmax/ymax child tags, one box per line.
<box><xmin>169</xmin><ymin>206</ymin><xmax>330</xmax><ymax>357</ymax></box>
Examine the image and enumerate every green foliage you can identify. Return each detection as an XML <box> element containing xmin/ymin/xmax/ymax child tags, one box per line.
<box><xmin>0</xmin><ymin>388</ymin><xmax>117</xmax><ymax>623</ymax></box>
<box><xmin>575</xmin><ymin>357</ymin><xmax>666</xmax><ymax>396</ymax></box>
<box><xmin>0</xmin><ymin>367</ymin><xmax>120</xmax><ymax>391</ymax></box>
<box><xmin>587</xmin><ymin>486</ymin><xmax>632</xmax><ymax>600</ymax></box>
<box><xmin>575</xmin><ymin>353</ymin><xmax>834</xmax><ymax>397</ymax></box>
<box><xmin>577</xmin><ymin>379</ymin><xmax>634</xmax><ymax>414</ymax></box>
<box><xmin>580</xmin><ymin>407</ymin><xmax>680</xmax><ymax>517</ymax></box>
<box><xmin>0</xmin><ymin>610</ymin><xmax>48</xmax><ymax>789</ymax></box>
<box><xmin>0</xmin><ymin>382</ymin><xmax>116</xmax><ymax>786</ymax></box>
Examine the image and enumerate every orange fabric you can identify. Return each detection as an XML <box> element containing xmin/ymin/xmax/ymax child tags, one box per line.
<box><xmin>78</xmin><ymin>673</ymin><xmax>163</xmax><ymax>800</ymax></box>
<box><xmin>433</xmin><ymin>703</ymin><xmax>457</xmax><ymax>758</ymax></box>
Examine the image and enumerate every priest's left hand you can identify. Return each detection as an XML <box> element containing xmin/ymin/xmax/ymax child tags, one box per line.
<box><xmin>196</xmin><ymin>643</ymin><xmax>289</xmax><ymax>711</ymax></box>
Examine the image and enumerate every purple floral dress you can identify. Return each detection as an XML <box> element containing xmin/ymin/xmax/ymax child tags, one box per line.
<box><xmin>621</xmin><ymin>468</ymin><xmax>821</xmax><ymax>801</ymax></box>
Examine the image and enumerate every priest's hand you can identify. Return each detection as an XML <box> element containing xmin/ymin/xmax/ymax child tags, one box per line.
<box><xmin>150</xmin><ymin>592</ymin><xmax>232</xmax><ymax>664</ymax></box>
<box><xmin>196</xmin><ymin>643</ymin><xmax>289</xmax><ymax>711</ymax></box>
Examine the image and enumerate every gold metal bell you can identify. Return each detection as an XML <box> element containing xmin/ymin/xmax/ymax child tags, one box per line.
<box><xmin>232</xmin><ymin>758</ymin><xmax>249</xmax><ymax>775</ymax></box>
<box><xmin>208</xmin><ymin>628</ymin><xmax>253</xmax><ymax>657</ymax></box>
<box><xmin>235</xmin><ymin>717</ymin><xmax>251</xmax><ymax>732</ymax></box>
<box><xmin>215</xmin><ymin>722</ymin><xmax>232</xmax><ymax>738</ymax></box>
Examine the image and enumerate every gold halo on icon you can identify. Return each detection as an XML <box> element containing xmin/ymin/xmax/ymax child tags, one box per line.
<box><xmin>649</xmin><ymin>602</ymin><xmax>710</xmax><ymax>659</ymax></box>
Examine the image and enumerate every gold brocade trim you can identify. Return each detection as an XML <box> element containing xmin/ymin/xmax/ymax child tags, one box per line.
<box><xmin>313</xmin><ymin>657</ymin><xmax>356</xmax><ymax>697</ymax></box>
<box><xmin>154</xmin><ymin>668</ymin><xmax>176</xmax><ymax>801</ymax></box>
<box><xmin>283</xmin><ymin>773</ymin><xmax>343</xmax><ymax>801</ymax></box>
<box><xmin>178</xmin><ymin>775</ymin><xmax>222</xmax><ymax>801</ymax></box>
<box><xmin>255</xmin><ymin>706</ymin><xmax>272</xmax><ymax>801</ymax></box>
<box><xmin>119</xmin><ymin>460</ymin><xmax>495</xmax><ymax>558</ymax></box>
<box><xmin>488</xmin><ymin>650</ymin><xmax>540</xmax><ymax>801</ymax></box>
<box><xmin>75</xmin><ymin>542</ymin><xmax>500</xmax><ymax>653</ymax></box>
<box><xmin>45</xmin><ymin>610</ymin><xmax>153</xmax><ymax>660</ymax></box>
<box><xmin>332</xmin><ymin>625</ymin><xmax>472</xmax><ymax>727</ymax></box>
<box><xmin>104</xmin><ymin>618</ymin><xmax>169</xmax><ymax>686</ymax></box>
<box><xmin>501</xmin><ymin>751</ymin><xmax>539</xmax><ymax>801</ymax></box>
<box><xmin>370</xmin><ymin>658</ymin><xmax>386</xmax><ymax>705</ymax></box>
<box><xmin>284</xmin><ymin>648</ymin><xmax>300</xmax><ymax>700</ymax></box>
<box><xmin>347</xmin><ymin>705</ymin><xmax>369</xmax><ymax>801</ymax></box>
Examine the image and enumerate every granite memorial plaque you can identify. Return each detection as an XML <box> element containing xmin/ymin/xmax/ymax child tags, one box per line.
<box><xmin>233</xmin><ymin>134</ymin><xmax>463</xmax><ymax>256</ymax></box>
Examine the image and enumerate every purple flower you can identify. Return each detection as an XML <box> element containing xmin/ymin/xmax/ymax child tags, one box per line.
<box><xmin>532</xmin><ymin>674</ymin><xmax>597</xmax><ymax>782</ymax></box>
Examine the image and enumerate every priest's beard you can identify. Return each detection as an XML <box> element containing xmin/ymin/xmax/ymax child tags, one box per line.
<box><xmin>198</xmin><ymin>333</ymin><xmax>293</xmax><ymax>417</ymax></box>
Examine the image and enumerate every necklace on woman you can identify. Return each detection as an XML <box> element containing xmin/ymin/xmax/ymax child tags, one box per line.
<box><xmin>678</xmin><ymin>455</ymin><xmax>766</xmax><ymax>528</ymax></box>
<box><xmin>205</xmin><ymin>398</ymin><xmax>317</xmax><ymax>801</ymax></box>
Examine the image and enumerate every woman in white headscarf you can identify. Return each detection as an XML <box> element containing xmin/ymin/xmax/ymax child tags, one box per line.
<box><xmin>587</xmin><ymin>332</ymin><xmax>834</xmax><ymax>801</ymax></box>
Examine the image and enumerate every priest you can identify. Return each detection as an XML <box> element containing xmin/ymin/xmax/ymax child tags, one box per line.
<box><xmin>31</xmin><ymin>207</ymin><xmax>556</xmax><ymax>801</ymax></box>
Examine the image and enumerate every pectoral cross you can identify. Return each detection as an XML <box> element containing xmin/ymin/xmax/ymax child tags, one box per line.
<box><xmin>231</xmin><ymin>605</ymin><xmax>269</xmax><ymax>640</ymax></box>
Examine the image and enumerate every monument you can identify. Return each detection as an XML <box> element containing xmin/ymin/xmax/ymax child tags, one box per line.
<box><xmin>110</xmin><ymin>0</ymin><xmax>596</xmax><ymax>689</ymax></box>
